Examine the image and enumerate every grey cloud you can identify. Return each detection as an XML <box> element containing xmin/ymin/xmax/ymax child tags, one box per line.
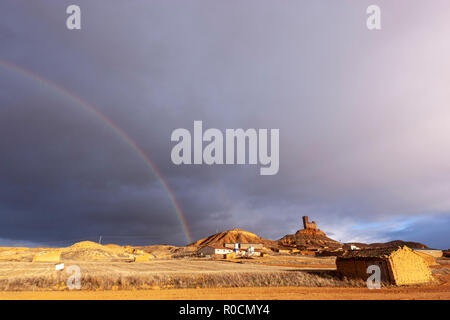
<box><xmin>0</xmin><ymin>0</ymin><xmax>449</xmax><ymax>249</ymax></box>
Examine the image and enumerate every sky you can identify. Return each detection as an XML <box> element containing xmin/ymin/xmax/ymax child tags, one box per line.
<box><xmin>0</xmin><ymin>1</ymin><xmax>449</xmax><ymax>249</ymax></box>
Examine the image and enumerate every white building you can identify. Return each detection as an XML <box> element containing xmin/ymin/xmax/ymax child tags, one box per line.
<box><xmin>197</xmin><ymin>246</ymin><xmax>233</xmax><ymax>256</ymax></box>
<box><xmin>224</xmin><ymin>243</ymin><xmax>264</xmax><ymax>250</ymax></box>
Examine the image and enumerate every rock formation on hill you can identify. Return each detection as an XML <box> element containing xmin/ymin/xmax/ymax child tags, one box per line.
<box><xmin>278</xmin><ymin>216</ymin><xmax>342</xmax><ymax>250</ymax></box>
<box><xmin>187</xmin><ymin>217</ymin><xmax>429</xmax><ymax>253</ymax></box>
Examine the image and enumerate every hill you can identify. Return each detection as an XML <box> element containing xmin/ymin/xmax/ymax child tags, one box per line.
<box><xmin>344</xmin><ymin>240</ymin><xmax>428</xmax><ymax>249</ymax></box>
<box><xmin>60</xmin><ymin>241</ymin><xmax>133</xmax><ymax>261</ymax></box>
<box><xmin>189</xmin><ymin>229</ymin><xmax>274</xmax><ymax>247</ymax></box>
<box><xmin>278</xmin><ymin>230</ymin><xmax>342</xmax><ymax>249</ymax></box>
<box><xmin>278</xmin><ymin>216</ymin><xmax>342</xmax><ymax>249</ymax></box>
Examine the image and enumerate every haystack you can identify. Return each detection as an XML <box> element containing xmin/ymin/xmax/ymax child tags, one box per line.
<box><xmin>223</xmin><ymin>252</ymin><xmax>236</xmax><ymax>259</ymax></box>
<box><xmin>32</xmin><ymin>250</ymin><xmax>61</xmax><ymax>263</ymax></box>
<box><xmin>134</xmin><ymin>254</ymin><xmax>151</xmax><ymax>262</ymax></box>
<box><xmin>61</xmin><ymin>241</ymin><xmax>132</xmax><ymax>262</ymax></box>
<box><xmin>336</xmin><ymin>246</ymin><xmax>433</xmax><ymax>285</ymax></box>
<box><xmin>0</xmin><ymin>248</ymin><xmax>35</xmax><ymax>262</ymax></box>
<box><xmin>68</xmin><ymin>241</ymin><xmax>105</xmax><ymax>250</ymax></box>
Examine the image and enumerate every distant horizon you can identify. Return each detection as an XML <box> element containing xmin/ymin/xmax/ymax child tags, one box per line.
<box><xmin>1</xmin><ymin>224</ymin><xmax>447</xmax><ymax>250</ymax></box>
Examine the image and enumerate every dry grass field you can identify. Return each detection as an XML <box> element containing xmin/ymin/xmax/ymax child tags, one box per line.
<box><xmin>0</xmin><ymin>257</ymin><xmax>355</xmax><ymax>291</ymax></box>
<box><xmin>0</xmin><ymin>257</ymin><xmax>449</xmax><ymax>299</ymax></box>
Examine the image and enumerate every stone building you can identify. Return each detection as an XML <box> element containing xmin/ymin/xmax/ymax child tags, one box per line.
<box><xmin>336</xmin><ymin>246</ymin><xmax>433</xmax><ymax>285</ymax></box>
<box><xmin>302</xmin><ymin>216</ymin><xmax>317</xmax><ymax>230</ymax></box>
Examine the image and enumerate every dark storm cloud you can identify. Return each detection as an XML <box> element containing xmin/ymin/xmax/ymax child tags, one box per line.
<box><xmin>0</xmin><ymin>1</ymin><xmax>449</xmax><ymax>248</ymax></box>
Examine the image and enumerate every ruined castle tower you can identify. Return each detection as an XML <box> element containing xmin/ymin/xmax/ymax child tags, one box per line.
<box><xmin>302</xmin><ymin>216</ymin><xmax>317</xmax><ymax>231</ymax></box>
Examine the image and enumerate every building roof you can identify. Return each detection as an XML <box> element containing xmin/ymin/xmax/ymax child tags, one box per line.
<box><xmin>337</xmin><ymin>246</ymin><xmax>406</xmax><ymax>260</ymax></box>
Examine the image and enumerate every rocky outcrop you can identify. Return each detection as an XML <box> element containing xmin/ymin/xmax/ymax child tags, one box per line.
<box><xmin>295</xmin><ymin>229</ymin><xmax>341</xmax><ymax>249</ymax></box>
<box><xmin>278</xmin><ymin>216</ymin><xmax>342</xmax><ymax>250</ymax></box>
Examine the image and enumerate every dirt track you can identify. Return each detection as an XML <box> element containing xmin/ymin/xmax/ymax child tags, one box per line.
<box><xmin>1</xmin><ymin>273</ymin><xmax>449</xmax><ymax>300</ymax></box>
<box><xmin>1</xmin><ymin>283</ymin><xmax>449</xmax><ymax>300</ymax></box>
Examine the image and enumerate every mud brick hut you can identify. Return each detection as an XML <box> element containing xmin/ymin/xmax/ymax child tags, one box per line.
<box><xmin>413</xmin><ymin>250</ymin><xmax>438</xmax><ymax>266</ymax></box>
<box><xmin>336</xmin><ymin>246</ymin><xmax>433</xmax><ymax>285</ymax></box>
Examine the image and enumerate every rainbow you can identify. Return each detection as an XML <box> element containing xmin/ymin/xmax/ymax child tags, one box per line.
<box><xmin>0</xmin><ymin>59</ymin><xmax>192</xmax><ymax>244</ymax></box>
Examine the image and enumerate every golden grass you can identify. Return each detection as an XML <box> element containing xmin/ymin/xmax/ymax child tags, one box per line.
<box><xmin>0</xmin><ymin>259</ymin><xmax>364</xmax><ymax>291</ymax></box>
<box><xmin>32</xmin><ymin>250</ymin><xmax>61</xmax><ymax>263</ymax></box>
<box><xmin>0</xmin><ymin>270</ymin><xmax>365</xmax><ymax>291</ymax></box>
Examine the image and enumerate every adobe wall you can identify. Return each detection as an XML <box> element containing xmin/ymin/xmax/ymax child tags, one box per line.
<box><xmin>413</xmin><ymin>251</ymin><xmax>437</xmax><ymax>266</ymax></box>
<box><xmin>388</xmin><ymin>247</ymin><xmax>433</xmax><ymax>285</ymax></box>
<box><xmin>336</xmin><ymin>259</ymin><xmax>368</xmax><ymax>279</ymax></box>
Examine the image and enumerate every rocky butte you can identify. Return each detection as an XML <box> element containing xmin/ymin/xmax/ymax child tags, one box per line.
<box><xmin>278</xmin><ymin>216</ymin><xmax>342</xmax><ymax>250</ymax></box>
